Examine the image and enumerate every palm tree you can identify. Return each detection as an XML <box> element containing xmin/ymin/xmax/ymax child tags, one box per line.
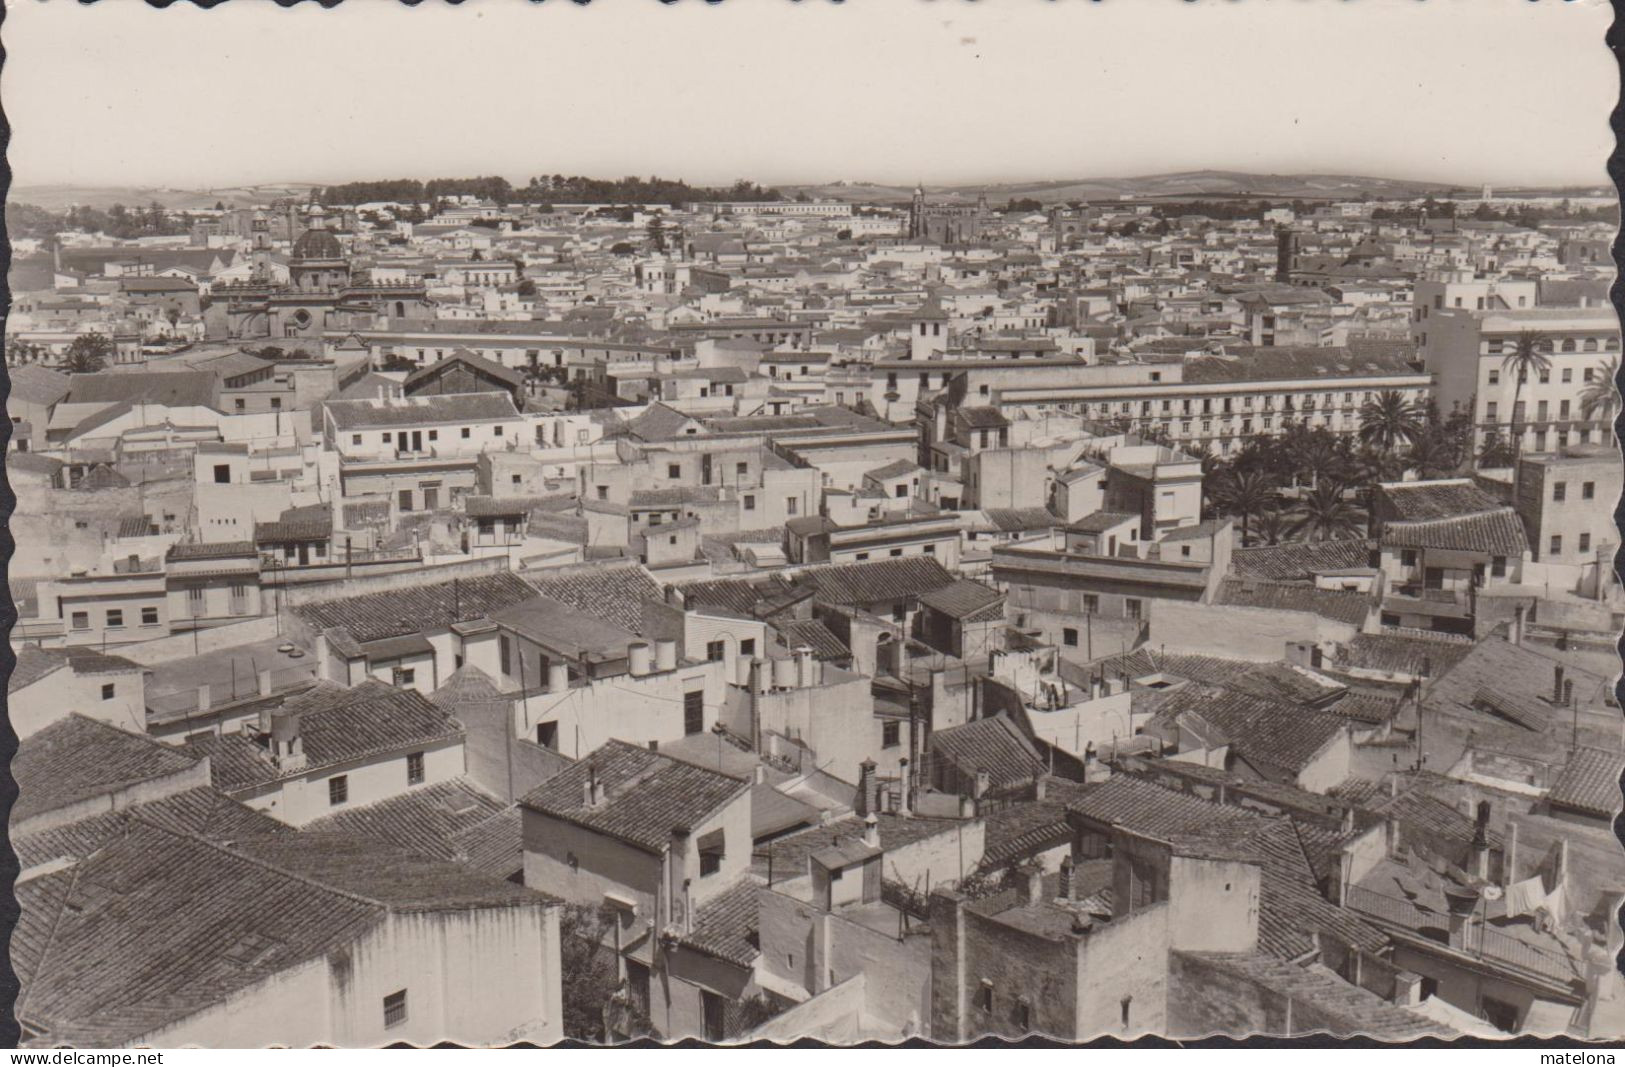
<box><xmin>1297</xmin><ymin>428</ymin><xmax>1347</xmax><ymax>489</ymax></box>
<box><xmin>1579</xmin><ymin>354</ymin><xmax>1620</xmax><ymax>443</ymax></box>
<box><xmin>1501</xmin><ymin>330</ymin><xmax>1551</xmax><ymax>461</ymax></box>
<box><xmin>1358</xmin><ymin>391</ymin><xmax>1424</xmax><ymax>452</ymax></box>
<box><xmin>1404</xmin><ymin>430</ymin><xmax>1461</xmax><ymax>480</ymax></box>
<box><xmin>1351</xmin><ymin>446</ymin><xmax>1405</xmax><ymax>536</ymax></box>
<box><xmin>1255</xmin><ymin>507</ymin><xmax>1288</xmax><ymax>547</ymax></box>
<box><xmin>1288</xmin><ymin>482</ymin><xmax>1366</xmax><ymax>543</ymax></box>
<box><xmin>1212</xmin><ymin>468</ymin><xmax>1277</xmax><ymax>547</ymax></box>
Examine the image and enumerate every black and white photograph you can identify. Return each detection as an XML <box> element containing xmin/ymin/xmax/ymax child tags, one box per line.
<box><xmin>0</xmin><ymin>0</ymin><xmax>1621</xmax><ymax>1050</ymax></box>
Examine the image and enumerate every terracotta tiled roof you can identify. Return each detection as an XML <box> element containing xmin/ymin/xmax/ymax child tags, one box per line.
<box><xmin>13</xmin><ymin>716</ymin><xmax>201</xmax><ymax>827</ymax></box>
<box><xmin>1145</xmin><ymin>683</ymin><xmax>1350</xmax><ymax>777</ymax></box>
<box><xmin>1230</xmin><ymin>539</ymin><xmax>1375</xmax><ymax>581</ymax></box>
<box><xmin>930</xmin><ymin>715</ymin><xmax>1045</xmax><ymax>792</ymax></box>
<box><xmin>295</xmin><ymin>571</ymin><xmax>538</xmax><ymax>643</ymax></box>
<box><xmin>678</xmin><ymin>878</ymin><xmax>762</xmax><ymax>967</ymax></box>
<box><xmin>520</xmin><ymin>739</ymin><xmax>749</xmax><ymax>853</ymax></box>
<box><xmin>983</xmin><ymin>507</ymin><xmax>1061</xmax><ymax>533</ymax></box>
<box><xmin>798</xmin><ymin>556</ymin><xmax>956</xmax><ymax>606</ymax></box>
<box><xmin>1381</xmin><ymin>508</ymin><xmax>1527</xmax><ymax>556</ymax></box>
<box><xmin>774</xmin><ymin>618</ymin><xmax>849</xmax><ymax>661</ymax></box>
<box><xmin>1545</xmin><ymin>747</ymin><xmax>1621</xmax><ymax>819</ymax></box>
<box><xmin>1378</xmin><ymin>480</ymin><xmax>1504</xmax><ymax>522</ymax></box>
<box><xmin>12</xmin><ymin>786</ymin><xmax>289</xmax><ymax>870</ymax></box>
<box><xmin>1423</xmin><ymin>637</ymin><xmax>1608</xmax><ymax>727</ymax></box>
<box><xmin>1175</xmin><ymin>953</ymin><xmax>1449</xmax><ymax>1038</ymax></box>
<box><xmin>523</xmin><ymin>559</ymin><xmax>664</xmax><ymax>635</ymax></box>
<box><xmin>181</xmin><ymin>680</ymin><xmax>462</xmax><ymax>792</ymax></box>
<box><xmin>13</xmin><ymin>824</ymin><xmax>382</xmax><ymax>1046</ymax></box>
<box><xmin>307</xmin><ymin>778</ymin><xmax>510</xmax><ymax>863</ymax></box>
<box><xmin>918</xmin><ymin>578</ymin><xmax>1005</xmax><ymax>621</ymax></box>
<box><xmin>1334</xmin><ymin>631</ymin><xmax>1473</xmax><ymax>678</ymax></box>
<box><xmin>1215</xmin><ymin>577</ymin><xmax>1372</xmax><ymax>627</ymax></box>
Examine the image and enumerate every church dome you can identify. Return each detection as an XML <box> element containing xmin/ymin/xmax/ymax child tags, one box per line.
<box><xmin>291</xmin><ymin>227</ymin><xmax>343</xmax><ymax>261</ymax></box>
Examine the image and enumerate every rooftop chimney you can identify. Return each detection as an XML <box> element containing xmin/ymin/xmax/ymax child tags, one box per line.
<box><xmin>1554</xmin><ymin>665</ymin><xmax>1566</xmax><ymax>704</ymax></box>
<box><xmin>857</xmin><ymin>760</ymin><xmax>877</xmax><ymax>817</ymax></box>
<box><xmin>269</xmin><ymin>710</ymin><xmax>305</xmax><ymax>773</ymax></box>
<box><xmin>972</xmin><ymin>768</ymin><xmax>990</xmax><ymax>802</ymax></box>
<box><xmin>1059</xmin><ymin>855</ymin><xmax>1076</xmax><ymax>901</ymax></box>
<box><xmin>1443</xmin><ymin>887</ymin><xmax>1479</xmax><ymax>950</ymax></box>
<box><xmin>197</xmin><ymin>684</ymin><xmax>211</xmax><ymax>714</ymax></box>
<box><xmin>1471</xmin><ymin>800</ymin><xmax>1492</xmax><ymax>880</ymax></box>
<box><xmin>862</xmin><ymin>812</ymin><xmax>880</xmax><ymax>849</ymax></box>
<box><xmin>257</xmin><ymin>669</ymin><xmax>273</xmax><ymax>698</ymax></box>
<box><xmin>1512</xmin><ymin>604</ymin><xmax>1526</xmax><ymax>647</ymax></box>
<box><xmin>1020</xmin><ymin>863</ymin><xmax>1045</xmax><ymax>906</ymax></box>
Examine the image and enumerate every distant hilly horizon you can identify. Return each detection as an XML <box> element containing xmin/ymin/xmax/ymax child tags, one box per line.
<box><xmin>10</xmin><ymin>169</ymin><xmax>1609</xmax><ymax>212</ymax></box>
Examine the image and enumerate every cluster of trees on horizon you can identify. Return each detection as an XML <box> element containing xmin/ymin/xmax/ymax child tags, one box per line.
<box><xmin>317</xmin><ymin>174</ymin><xmax>784</xmax><ymax>207</ymax></box>
<box><xmin>7</xmin><ymin>201</ymin><xmax>196</xmax><ymax>242</ymax></box>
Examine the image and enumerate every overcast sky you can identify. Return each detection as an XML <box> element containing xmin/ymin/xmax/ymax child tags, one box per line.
<box><xmin>5</xmin><ymin>0</ymin><xmax>1614</xmax><ymax>191</ymax></box>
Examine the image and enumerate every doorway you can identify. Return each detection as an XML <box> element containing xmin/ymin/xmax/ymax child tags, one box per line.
<box><xmin>700</xmin><ymin>990</ymin><xmax>725</xmax><ymax>1043</ymax></box>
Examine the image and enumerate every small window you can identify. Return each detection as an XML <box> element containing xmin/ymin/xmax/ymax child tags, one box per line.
<box><xmin>706</xmin><ymin>640</ymin><xmax>725</xmax><ymax>662</ymax></box>
<box><xmin>1583</xmin><ymin>482</ymin><xmax>1596</xmax><ymax>500</ymax></box>
<box><xmin>383</xmin><ymin>990</ymin><xmax>407</xmax><ymax>1029</ymax></box>
<box><xmin>397</xmin><ymin>667</ymin><xmax>416</xmax><ymax>687</ymax></box>
<box><xmin>351</xmin><ymin>434</ymin><xmax>362</xmax><ymax>445</ymax></box>
<box><xmin>740</xmin><ymin>638</ymin><xmax>756</xmax><ymax>657</ymax></box>
<box><xmin>407</xmin><ymin>751</ymin><xmax>425</xmax><ymax>786</ymax></box>
<box><xmin>1062</xmin><ymin>627</ymin><xmax>1079</xmax><ymax>647</ymax></box>
<box><xmin>1550</xmin><ymin>535</ymin><xmax>1563</xmax><ymax>556</ymax></box>
<box><xmin>889</xmin><ymin>548</ymin><xmax>903</xmax><ymax>558</ymax></box>
<box><xmin>383</xmin><ymin>432</ymin><xmax>393</xmax><ymax>443</ymax></box>
<box><xmin>743</xmin><ymin>494</ymin><xmax>756</xmax><ymax>511</ymax></box>
<box><xmin>101</xmin><ymin>683</ymin><xmax>115</xmax><ymax>701</ymax></box>
<box><xmin>1015</xmin><ymin>999</ymin><xmax>1031</xmax><ymax>1033</ymax></box>
<box><xmin>106</xmin><ymin>609</ymin><xmax>124</xmax><ymax>629</ymax></box>
<box><xmin>234</xmin><ymin>398</ymin><xmax>246</xmax><ymax>412</ymax></box>
<box><xmin>786</xmin><ymin>497</ymin><xmax>798</xmax><ymax>516</ymax></box>
<box><xmin>1083</xmin><ymin>594</ymin><xmax>1099</xmax><ymax>614</ymax></box>
<box><xmin>736</xmin><ymin>462</ymin><xmax>749</xmax><ymax>477</ymax></box>
<box><xmin>141</xmin><ymin>606</ymin><xmax>159</xmax><ymax>626</ymax></box>
<box><xmin>329</xmin><ymin>776</ymin><xmax>349</xmax><ymax>806</ymax></box>
<box><xmin>461</xmin><ymin>427</ymin><xmax>471</xmax><ymax>439</ymax></box>
<box><xmin>977</xmin><ymin>981</ymin><xmax>994</xmax><ymax>1014</ymax></box>
<box><xmin>668</xmin><ymin>463</ymin><xmax>682</xmax><ymax>480</ymax></box>
<box><xmin>1124</xmin><ymin>598</ymin><xmax>1142</xmax><ymax>621</ymax></box>
<box><xmin>428</xmin><ymin>429</ymin><xmax>438</xmax><ymax>441</ymax></box>
<box><xmin>1491</xmin><ymin>555</ymin><xmax>1507</xmax><ymax>577</ymax></box>
<box><xmin>699</xmin><ymin>837</ymin><xmax>724</xmax><ymax>877</ymax></box>
<box><xmin>882</xmin><ymin>720</ymin><xmax>901</xmax><ymax>748</ymax></box>
<box><xmin>1579</xmin><ymin>533</ymin><xmax>1591</xmax><ymax>553</ymax></box>
<box><xmin>1121</xmin><ymin>995</ymin><xmax>1132</xmax><ymax>1029</ymax></box>
<box><xmin>1553</xmin><ymin>482</ymin><xmax>1566</xmax><ymax>502</ymax></box>
<box><xmin>1401</xmin><ymin>549</ymin><xmax>1418</xmax><ymax>568</ymax></box>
